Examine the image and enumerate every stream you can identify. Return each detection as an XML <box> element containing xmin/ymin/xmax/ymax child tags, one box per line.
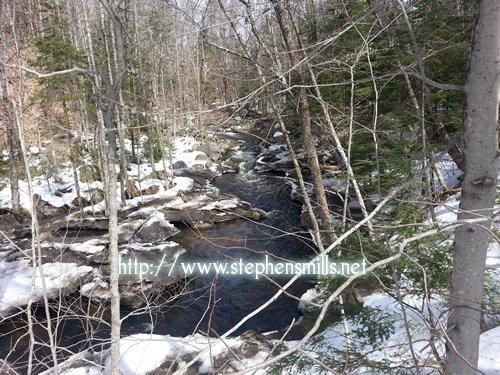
<box><xmin>124</xmin><ymin>134</ymin><xmax>314</xmax><ymax>337</ymax></box>
<box><xmin>0</xmin><ymin>133</ymin><xmax>316</xmax><ymax>373</ymax></box>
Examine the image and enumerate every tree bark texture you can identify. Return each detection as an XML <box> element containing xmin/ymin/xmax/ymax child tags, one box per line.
<box><xmin>445</xmin><ymin>1</ymin><xmax>500</xmax><ymax>373</ymax></box>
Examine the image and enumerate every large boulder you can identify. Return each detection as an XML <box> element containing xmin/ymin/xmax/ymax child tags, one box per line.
<box><xmin>88</xmin><ymin>188</ymin><xmax>105</xmax><ymax>203</ymax></box>
<box><xmin>172</xmin><ymin>160</ymin><xmax>188</xmax><ymax>169</ymax></box>
<box><xmin>134</xmin><ymin>212</ymin><xmax>180</xmax><ymax>244</ymax></box>
<box><xmin>72</xmin><ymin>196</ymin><xmax>92</xmax><ymax>208</ymax></box>
<box><xmin>195</xmin><ymin>142</ymin><xmax>222</xmax><ymax>161</ymax></box>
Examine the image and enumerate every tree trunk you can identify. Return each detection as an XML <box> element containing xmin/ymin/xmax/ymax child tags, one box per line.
<box><xmin>271</xmin><ymin>0</ymin><xmax>335</xmax><ymax>246</ymax></box>
<box><xmin>0</xmin><ymin>32</ymin><xmax>20</xmax><ymax>211</ymax></box>
<box><xmin>445</xmin><ymin>1</ymin><xmax>500</xmax><ymax>374</ymax></box>
<box><xmin>98</xmin><ymin>1</ymin><xmax>128</xmax><ymax>373</ymax></box>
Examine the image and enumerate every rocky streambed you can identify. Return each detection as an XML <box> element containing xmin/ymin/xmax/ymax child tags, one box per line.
<box><xmin>1</xmin><ymin>122</ymin><xmax>338</xmax><ymax>373</ymax></box>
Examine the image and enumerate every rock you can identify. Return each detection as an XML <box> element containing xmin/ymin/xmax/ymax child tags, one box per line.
<box><xmin>195</xmin><ymin>142</ymin><xmax>222</xmax><ymax>161</ymax></box>
<box><xmin>195</xmin><ymin>152</ymin><xmax>211</xmax><ymax>161</ymax></box>
<box><xmin>140</xmin><ymin>185</ymin><xmax>160</xmax><ymax>196</ymax></box>
<box><xmin>172</xmin><ymin>160</ymin><xmax>188</xmax><ymax>169</ymax></box>
<box><xmin>0</xmin><ymin>261</ymin><xmax>93</xmax><ymax>319</ymax></box>
<box><xmin>34</xmin><ymin>194</ymin><xmax>70</xmax><ymax>219</ymax></box>
<box><xmin>72</xmin><ymin>196</ymin><xmax>92</xmax><ymax>208</ymax></box>
<box><xmin>125</xmin><ymin>179</ymin><xmax>139</xmax><ymax>199</ymax></box>
<box><xmin>134</xmin><ymin>212</ymin><xmax>180</xmax><ymax>244</ymax></box>
<box><xmin>88</xmin><ymin>188</ymin><xmax>105</xmax><ymax>203</ymax></box>
<box><xmin>0</xmin><ymin>207</ymin><xmax>30</xmax><ymax>237</ymax></box>
<box><xmin>192</xmin><ymin>221</ymin><xmax>214</xmax><ymax>230</ymax></box>
<box><xmin>118</xmin><ymin>282</ymin><xmax>166</xmax><ymax>308</ymax></box>
<box><xmin>125</xmin><ymin>180</ymin><xmax>161</xmax><ymax>199</ymax></box>
<box><xmin>150</xmin><ymin>360</ymin><xmax>178</xmax><ymax>374</ymax></box>
<box><xmin>78</xmin><ymin>164</ymin><xmax>101</xmax><ymax>182</ymax></box>
<box><xmin>88</xmin><ymin>247</ymin><xmax>110</xmax><ymax>265</ymax></box>
<box><xmin>118</xmin><ymin>220</ymin><xmax>144</xmax><ymax>244</ymax></box>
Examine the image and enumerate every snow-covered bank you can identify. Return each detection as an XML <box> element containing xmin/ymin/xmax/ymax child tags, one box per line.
<box><xmin>0</xmin><ymin>260</ymin><xmax>93</xmax><ymax>318</ymax></box>
<box><xmin>40</xmin><ymin>333</ymin><xmax>269</xmax><ymax>375</ymax></box>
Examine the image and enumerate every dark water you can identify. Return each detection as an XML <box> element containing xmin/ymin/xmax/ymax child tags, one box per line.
<box><xmin>0</xmin><ymin>133</ymin><xmax>315</xmax><ymax>373</ymax></box>
<box><xmin>123</xmin><ymin>134</ymin><xmax>315</xmax><ymax>337</ymax></box>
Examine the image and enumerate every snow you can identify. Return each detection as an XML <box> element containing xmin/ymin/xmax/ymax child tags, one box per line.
<box><xmin>268</xmin><ymin>143</ymin><xmax>287</xmax><ymax>151</ymax></box>
<box><xmin>162</xmin><ymin>194</ymin><xmax>209</xmax><ymax>210</ymax></box>
<box><xmin>0</xmin><ymin>134</ymin><xmax>199</xmax><ymax>215</ymax></box>
<box><xmin>0</xmin><ymin>260</ymin><xmax>93</xmax><ymax>316</ymax></box>
<box><xmin>70</xmin><ymin>239</ymin><xmax>105</xmax><ymax>254</ymax></box>
<box><xmin>109</xmin><ymin>334</ymin><xmax>182</xmax><ymax>375</ymax></box>
<box><xmin>74</xmin><ymin>334</ymin><xmax>259</xmax><ymax>375</ymax></box>
<box><xmin>80</xmin><ymin>278</ymin><xmax>110</xmax><ymax>300</ymax></box>
<box><xmin>434</xmin><ymin>153</ymin><xmax>462</xmax><ymax>188</ymax></box>
<box><xmin>478</xmin><ymin>326</ymin><xmax>500</xmax><ymax>374</ymax></box>
<box><xmin>63</xmin><ymin>368</ymin><xmax>102</xmax><ymax>375</ymax></box>
<box><xmin>283</xmin><ymin>160</ymin><xmax>499</xmax><ymax>374</ymax></box>
<box><xmin>422</xmin><ymin>189</ymin><xmax>463</xmax><ymax>225</ymax></box>
<box><xmin>298</xmin><ymin>287</ymin><xmax>321</xmax><ymax>312</ymax></box>
<box><xmin>128</xmin><ymin>241</ymin><xmax>181</xmax><ymax>251</ymax></box>
<box><xmin>146</xmin><ymin>211</ymin><xmax>175</xmax><ymax>228</ymax></box>
<box><xmin>487</xmin><ymin>242</ymin><xmax>500</xmax><ymax>267</ymax></box>
<box><xmin>2</xmin><ymin>135</ymin><xmax>498</xmax><ymax>375</ymax></box>
<box><xmin>39</xmin><ymin>332</ymin><xmax>268</xmax><ymax>375</ymax></box>
<box><xmin>199</xmin><ymin>198</ymin><xmax>238</xmax><ymax>211</ymax></box>
<box><xmin>171</xmin><ymin>176</ymin><xmax>195</xmax><ymax>192</ymax></box>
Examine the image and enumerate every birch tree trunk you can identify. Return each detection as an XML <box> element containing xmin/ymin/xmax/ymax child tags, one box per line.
<box><xmin>445</xmin><ymin>1</ymin><xmax>500</xmax><ymax>373</ymax></box>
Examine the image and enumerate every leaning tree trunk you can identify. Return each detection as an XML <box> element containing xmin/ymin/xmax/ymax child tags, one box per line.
<box><xmin>271</xmin><ymin>0</ymin><xmax>335</xmax><ymax>247</ymax></box>
<box><xmin>445</xmin><ymin>1</ymin><xmax>500</xmax><ymax>374</ymax></box>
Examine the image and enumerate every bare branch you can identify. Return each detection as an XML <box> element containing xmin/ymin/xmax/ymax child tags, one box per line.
<box><xmin>0</xmin><ymin>63</ymin><xmax>112</xmax><ymax>90</ymax></box>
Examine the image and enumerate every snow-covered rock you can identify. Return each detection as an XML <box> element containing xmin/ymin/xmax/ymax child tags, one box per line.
<box><xmin>134</xmin><ymin>212</ymin><xmax>180</xmax><ymax>244</ymax></box>
<box><xmin>0</xmin><ymin>260</ymin><xmax>93</xmax><ymax>318</ymax></box>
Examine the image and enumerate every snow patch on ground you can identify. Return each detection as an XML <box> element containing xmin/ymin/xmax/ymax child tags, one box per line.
<box><xmin>42</xmin><ymin>333</ymin><xmax>267</xmax><ymax>375</ymax></box>
<box><xmin>478</xmin><ymin>326</ymin><xmax>500</xmax><ymax>374</ymax></box>
<box><xmin>163</xmin><ymin>194</ymin><xmax>210</xmax><ymax>210</ymax></box>
<box><xmin>70</xmin><ymin>239</ymin><xmax>105</xmax><ymax>254</ymax></box>
<box><xmin>0</xmin><ymin>260</ymin><xmax>93</xmax><ymax>317</ymax></box>
<box><xmin>199</xmin><ymin>199</ymin><xmax>239</xmax><ymax>211</ymax></box>
<box><xmin>146</xmin><ymin>211</ymin><xmax>174</xmax><ymax>228</ymax></box>
<box><xmin>0</xmin><ymin>135</ymin><xmax>201</xmax><ymax>215</ymax></box>
<box><xmin>128</xmin><ymin>241</ymin><xmax>180</xmax><ymax>251</ymax></box>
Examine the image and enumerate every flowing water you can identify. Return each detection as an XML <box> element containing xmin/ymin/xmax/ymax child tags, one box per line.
<box><xmin>0</xmin><ymin>133</ymin><xmax>315</xmax><ymax>373</ymax></box>
<box><xmin>124</xmin><ymin>134</ymin><xmax>315</xmax><ymax>337</ymax></box>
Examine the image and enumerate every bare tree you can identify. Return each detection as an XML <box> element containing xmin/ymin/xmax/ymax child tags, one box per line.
<box><xmin>94</xmin><ymin>0</ymin><xmax>128</xmax><ymax>373</ymax></box>
<box><xmin>270</xmin><ymin>0</ymin><xmax>336</xmax><ymax>247</ymax></box>
<box><xmin>0</xmin><ymin>17</ymin><xmax>20</xmax><ymax>211</ymax></box>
